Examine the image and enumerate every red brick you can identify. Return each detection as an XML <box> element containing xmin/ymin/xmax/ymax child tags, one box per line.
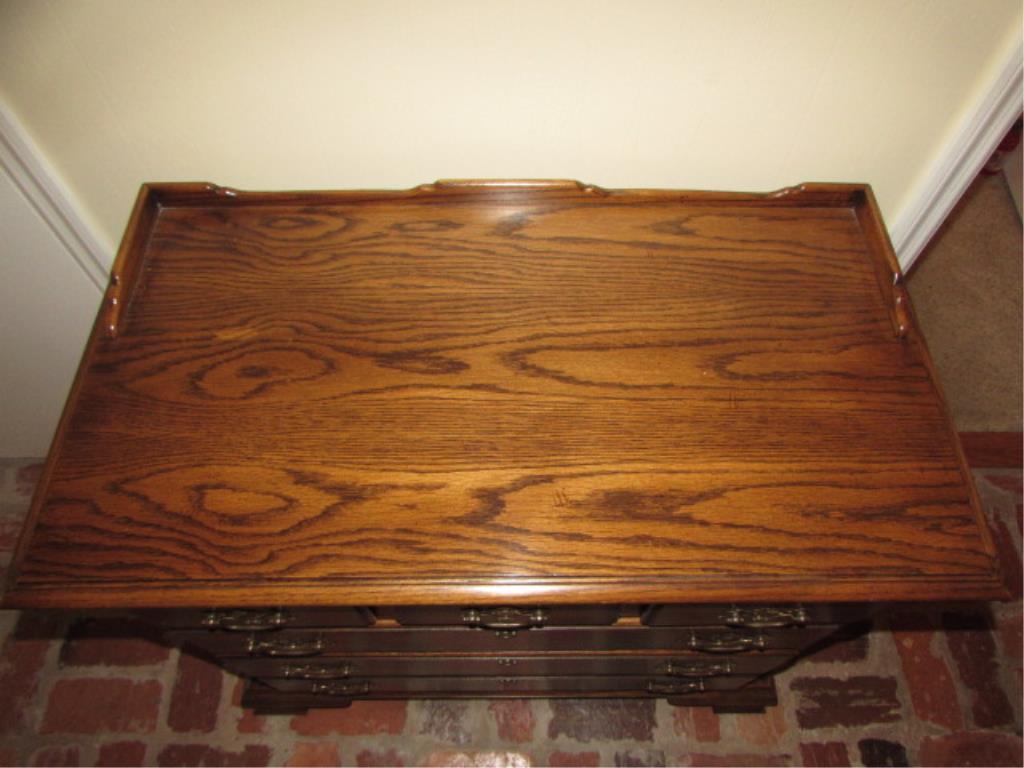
<box><xmin>613</xmin><ymin>750</ymin><xmax>664</xmax><ymax>767</ymax></box>
<box><xmin>60</xmin><ymin>619</ymin><xmax>169</xmax><ymax>667</ymax></box>
<box><xmin>548</xmin><ymin>699</ymin><xmax>655</xmax><ymax>741</ymax></box>
<box><xmin>489</xmin><ymin>700</ymin><xmax>535</xmax><ymax>743</ymax></box>
<box><xmin>41</xmin><ymin>678</ymin><xmax>162</xmax><ymax>734</ymax></box>
<box><xmin>230</xmin><ymin>678</ymin><xmax>266</xmax><ymax>734</ymax></box>
<box><xmin>548</xmin><ymin>752</ymin><xmax>600</xmax><ymax>768</ymax></box>
<box><xmin>419</xmin><ymin>752</ymin><xmax>530</xmax><ymax>767</ymax></box>
<box><xmin>96</xmin><ymin>742</ymin><xmax>147</xmax><ymax>767</ymax></box>
<box><xmin>0</xmin><ymin>613</ymin><xmax>56</xmax><ymax>733</ymax></box>
<box><xmin>790</xmin><ymin>676</ymin><xmax>901</xmax><ymax>728</ymax></box>
<box><xmin>357</xmin><ymin>749</ymin><xmax>405</xmax><ymax>767</ymax></box>
<box><xmin>31</xmin><ymin>747</ymin><xmax>79</xmax><ymax>767</ymax></box>
<box><xmin>857</xmin><ymin>738</ymin><xmax>908</xmax><ymax>767</ymax></box>
<box><xmin>734</xmin><ymin>704</ymin><xmax>787</xmax><ymax>747</ymax></box>
<box><xmin>290</xmin><ymin>700</ymin><xmax>407</xmax><ymax>735</ymax></box>
<box><xmin>672</xmin><ymin>707</ymin><xmax>720</xmax><ymax>742</ymax></box>
<box><xmin>15</xmin><ymin>463</ymin><xmax>44</xmax><ymax>497</ymax></box>
<box><xmin>287</xmin><ymin>743</ymin><xmax>340</xmax><ymax>767</ymax></box>
<box><xmin>685</xmin><ymin>755</ymin><xmax>789</xmax><ymax>767</ymax></box>
<box><xmin>942</xmin><ymin>612</ymin><xmax>1015</xmax><ymax>727</ymax></box>
<box><xmin>996</xmin><ymin>608</ymin><xmax>1022</xmax><ymax>669</ymax></box>
<box><xmin>420</xmin><ymin>701</ymin><xmax>472</xmax><ymax>745</ymax></box>
<box><xmin>168</xmin><ymin>652</ymin><xmax>223</xmax><ymax>732</ymax></box>
<box><xmin>892</xmin><ymin>618</ymin><xmax>963</xmax><ymax>729</ymax></box>
<box><xmin>983</xmin><ymin>473</ymin><xmax>1023</xmax><ymax>496</ymax></box>
<box><xmin>156</xmin><ymin>745</ymin><xmax>272</xmax><ymax>767</ymax></box>
<box><xmin>800</xmin><ymin>742</ymin><xmax>850</xmax><ymax>767</ymax></box>
<box><xmin>0</xmin><ymin>513</ymin><xmax>23</xmax><ymax>551</ymax></box>
<box><xmin>918</xmin><ymin>731</ymin><xmax>1023</xmax><ymax>767</ymax></box>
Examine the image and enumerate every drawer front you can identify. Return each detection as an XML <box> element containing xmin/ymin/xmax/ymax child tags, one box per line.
<box><xmin>241</xmin><ymin>677</ymin><xmax>778</xmax><ymax>710</ymax></box>
<box><xmin>169</xmin><ymin>624</ymin><xmax>838</xmax><ymax>658</ymax></box>
<box><xmin>136</xmin><ymin>607</ymin><xmax>374</xmax><ymax>630</ymax></box>
<box><xmin>227</xmin><ymin>651</ymin><xmax>792</xmax><ymax>680</ymax></box>
<box><xmin>642</xmin><ymin>603</ymin><xmax>868</xmax><ymax>628</ymax></box>
<box><xmin>388</xmin><ymin>605</ymin><xmax>620</xmax><ymax>628</ymax></box>
<box><xmin>257</xmin><ymin>673</ymin><xmax>761</xmax><ymax>696</ymax></box>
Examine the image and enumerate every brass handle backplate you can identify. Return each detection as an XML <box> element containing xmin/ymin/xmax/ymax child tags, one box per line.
<box><xmin>658</xmin><ymin>660</ymin><xmax>733</xmax><ymax>677</ymax></box>
<box><xmin>648</xmin><ymin>678</ymin><xmax>705</xmax><ymax>695</ymax></box>
<box><xmin>688</xmin><ymin>631</ymin><xmax>767</xmax><ymax>653</ymax></box>
<box><xmin>462</xmin><ymin>607</ymin><xmax>549</xmax><ymax>633</ymax></box>
<box><xmin>285</xmin><ymin>662</ymin><xmax>353</xmax><ymax>679</ymax></box>
<box><xmin>721</xmin><ymin>605</ymin><xmax>808</xmax><ymax>629</ymax></box>
<box><xmin>202</xmin><ymin>608</ymin><xmax>291</xmax><ymax>632</ymax></box>
<box><xmin>311</xmin><ymin>681</ymin><xmax>370</xmax><ymax>697</ymax></box>
<box><xmin>246</xmin><ymin>634</ymin><xmax>324</xmax><ymax>657</ymax></box>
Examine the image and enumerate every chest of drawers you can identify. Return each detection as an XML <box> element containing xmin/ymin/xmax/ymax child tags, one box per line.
<box><xmin>3</xmin><ymin>180</ymin><xmax>1004</xmax><ymax>714</ymax></box>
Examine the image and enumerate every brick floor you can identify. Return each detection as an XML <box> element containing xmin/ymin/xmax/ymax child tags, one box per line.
<box><xmin>0</xmin><ymin>460</ymin><xmax>1020</xmax><ymax>767</ymax></box>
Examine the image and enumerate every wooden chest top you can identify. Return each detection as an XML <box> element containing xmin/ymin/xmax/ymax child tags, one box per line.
<box><xmin>4</xmin><ymin>180</ymin><xmax>1003</xmax><ymax>608</ymax></box>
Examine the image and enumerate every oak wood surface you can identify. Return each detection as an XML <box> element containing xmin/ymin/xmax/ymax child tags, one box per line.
<box><xmin>4</xmin><ymin>181</ymin><xmax>1003</xmax><ymax>608</ymax></box>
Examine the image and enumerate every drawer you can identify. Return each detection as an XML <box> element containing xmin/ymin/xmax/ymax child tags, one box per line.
<box><xmin>240</xmin><ymin>677</ymin><xmax>779</xmax><ymax>712</ymax></box>
<box><xmin>256</xmin><ymin>673</ymin><xmax>762</xmax><ymax>696</ymax></box>
<box><xmin>136</xmin><ymin>607</ymin><xmax>374</xmax><ymax>630</ymax></box>
<box><xmin>226</xmin><ymin>651</ymin><xmax>793</xmax><ymax>680</ymax></box>
<box><xmin>642</xmin><ymin>603</ymin><xmax>868</xmax><ymax>628</ymax></box>
<box><xmin>168</xmin><ymin>624</ymin><xmax>838</xmax><ymax>658</ymax></box>
<box><xmin>388</xmin><ymin>605</ymin><xmax>620</xmax><ymax>628</ymax></box>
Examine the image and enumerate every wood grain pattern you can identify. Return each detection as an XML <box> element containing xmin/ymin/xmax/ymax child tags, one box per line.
<box><xmin>4</xmin><ymin>181</ymin><xmax>1003</xmax><ymax>608</ymax></box>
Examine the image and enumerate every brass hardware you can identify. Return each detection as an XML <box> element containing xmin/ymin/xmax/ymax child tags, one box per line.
<box><xmin>499</xmin><ymin>678</ymin><xmax>519</xmax><ymax>687</ymax></box>
<box><xmin>721</xmin><ymin>605</ymin><xmax>808</xmax><ymax>629</ymax></box>
<box><xmin>658</xmin><ymin>660</ymin><xmax>733</xmax><ymax>677</ymax></box>
<box><xmin>496</xmin><ymin>658</ymin><xmax>519</xmax><ymax>667</ymax></box>
<box><xmin>461</xmin><ymin>607</ymin><xmax>549</xmax><ymax>632</ymax></box>
<box><xmin>205</xmin><ymin>183</ymin><xmax>240</xmax><ymax>198</ymax></box>
<box><xmin>647</xmin><ymin>678</ymin><xmax>705</xmax><ymax>695</ymax></box>
<box><xmin>202</xmin><ymin>608</ymin><xmax>291</xmax><ymax>632</ymax></box>
<box><xmin>425</xmin><ymin>179</ymin><xmax>606</xmax><ymax>195</ymax></box>
<box><xmin>892</xmin><ymin>273</ymin><xmax>911</xmax><ymax>339</ymax></box>
<box><xmin>285</xmin><ymin>662</ymin><xmax>352</xmax><ymax>679</ymax></box>
<box><xmin>246</xmin><ymin>634</ymin><xmax>324</xmax><ymax>657</ymax></box>
<box><xmin>311</xmin><ymin>681</ymin><xmax>370</xmax><ymax>696</ymax></box>
<box><xmin>688</xmin><ymin>631</ymin><xmax>767</xmax><ymax>653</ymax></box>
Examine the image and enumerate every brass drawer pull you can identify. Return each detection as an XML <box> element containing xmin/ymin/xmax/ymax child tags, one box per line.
<box><xmin>658</xmin><ymin>660</ymin><xmax>733</xmax><ymax>677</ymax></box>
<box><xmin>285</xmin><ymin>662</ymin><xmax>352</xmax><ymax>679</ymax></box>
<box><xmin>246</xmin><ymin>634</ymin><xmax>324</xmax><ymax>657</ymax></box>
<box><xmin>496</xmin><ymin>658</ymin><xmax>519</xmax><ymax>667</ymax></box>
<box><xmin>648</xmin><ymin>678</ymin><xmax>705</xmax><ymax>695</ymax></box>
<box><xmin>311</xmin><ymin>681</ymin><xmax>370</xmax><ymax>696</ymax></box>
<box><xmin>688</xmin><ymin>631</ymin><xmax>767</xmax><ymax>653</ymax></box>
<box><xmin>722</xmin><ymin>605</ymin><xmax>808</xmax><ymax>629</ymax></box>
<box><xmin>462</xmin><ymin>607</ymin><xmax>549</xmax><ymax>632</ymax></box>
<box><xmin>202</xmin><ymin>609</ymin><xmax>291</xmax><ymax>632</ymax></box>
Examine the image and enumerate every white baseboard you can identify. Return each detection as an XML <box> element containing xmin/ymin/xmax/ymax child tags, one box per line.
<box><xmin>0</xmin><ymin>102</ymin><xmax>110</xmax><ymax>291</ymax></box>
<box><xmin>890</xmin><ymin>35</ymin><xmax>1024</xmax><ymax>272</ymax></box>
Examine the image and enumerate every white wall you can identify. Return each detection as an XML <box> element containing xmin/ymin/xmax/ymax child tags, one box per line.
<box><xmin>0</xmin><ymin>0</ymin><xmax>1020</xmax><ymax>256</ymax></box>
<box><xmin>0</xmin><ymin>162</ymin><xmax>100</xmax><ymax>456</ymax></box>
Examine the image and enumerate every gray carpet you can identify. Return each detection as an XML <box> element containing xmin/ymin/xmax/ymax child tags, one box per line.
<box><xmin>908</xmin><ymin>173</ymin><xmax>1023</xmax><ymax>432</ymax></box>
